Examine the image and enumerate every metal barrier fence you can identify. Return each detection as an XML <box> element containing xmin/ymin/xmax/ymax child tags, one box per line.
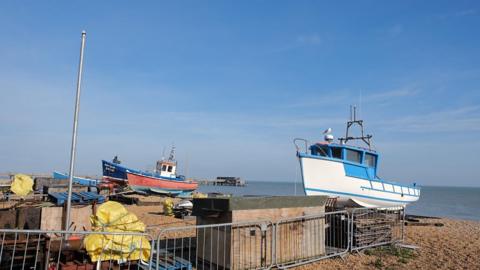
<box><xmin>350</xmin><ymin>207</ymin><xmax>404</xmax><ymax>252</ymax></box>
<box><xmin>274</xmin><ymin>210</ymin><xmax>349</xmax><ymax>269</ymax></box>
<box><xmin>0</xmin><ymin>207</ymin><xmax>404</xmax><ymax>270</ymax></box>
<box><xmin>0</xmin><ymin>229</ymin><xmax>153</xmax><ymax>270</ymax></box>
<box><xmin>155</xmin><ymin>220</ymin><xmax>274</xmax><ymax>270</ymax></box>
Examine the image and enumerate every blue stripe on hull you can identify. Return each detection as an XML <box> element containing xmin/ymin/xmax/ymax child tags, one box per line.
<box><xmin>304</xmin><ymin>187</ymin><xmax>418</xmax><ymax>203</ymax></box>
<box><xmin>130</xmin><ymin>185</ymin><xmax>194</xmax><ymax>196</ymax></box>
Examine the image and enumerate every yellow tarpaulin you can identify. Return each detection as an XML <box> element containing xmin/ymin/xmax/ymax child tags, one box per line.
<box><xmin>83</xmin><ymin>201</ymin><xmax>151</xmax><ymax>262</ymax></box>
<box><xmin>163</xmin><ymin>198</ymin><xmax>173</xmax><ymax>216</ymax></box>
<box><xmin>10</xmin><ymin>174</ymin><xmax>33</xmax><ymax>197</ymax></box>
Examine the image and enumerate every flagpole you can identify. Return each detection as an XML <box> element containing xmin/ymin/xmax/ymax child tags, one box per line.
<box><xmin>65</xmin><ymin>30</ymin><xmax>86</xmax><ymax>231</ymax></box>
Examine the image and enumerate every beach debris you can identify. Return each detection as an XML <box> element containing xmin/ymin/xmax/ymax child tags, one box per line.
<box><xmin>84</xmin><ymin>201</ymin><xmax>151</xmax><ymax>262</ymax></box>
<box><xmin>405</xmin><ymin>221</ymin><xmax>444</xmax><ymax>227</ymax></box>
<box><xmin>405</xmin><ymin>214</ymin><xmax>441</xmax><ymax>219</ymax></box>
<box><xmin>395</xmin><ymin>243</ymin><xmax>419</xmax><ymax>250</ymax></box>
<box><xmin>404</xmin><ymin>214</ymin><xmax>444</xmax><ymax>227</ymax></box>
<box><xmin>173</xmin><ymin>199</ymin><xmax>193</xmax><ymax>218</ymax></box>
<box><xmin>10</xmin><ymin>174</ymin><xmax>33</xmax><ymax>197</ymax></box>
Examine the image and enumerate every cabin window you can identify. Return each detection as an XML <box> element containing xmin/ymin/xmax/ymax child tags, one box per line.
<box><xmin>365</xmin><ymin>153</ymin><xmax>377</xmax><ymax>167</ymax></box>
<box><xmin>331</xmin><ymin>147</ymin><xmax>342</xmax><ymax>159</ymax></box>
<box><xmin>313</xmin><ymin>146</ymin><xmax>328</xmax><ymax>157</ymax></box>
<box><xmin>167</xmin><ymin>166</ymin><xmax>173</xmax><ymax>172</ymax></box>
<box><xmin>346</xmin><ymin>149</ymin><xmax>362</xmax><ymax>163</ymax></box>
<box><xmin>162</xmin><ymin>165</ymin><xmax>167</xmax><ymax>171</ymax></box>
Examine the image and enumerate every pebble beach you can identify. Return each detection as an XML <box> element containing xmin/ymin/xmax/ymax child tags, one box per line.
<box><xmin>303</xmin><ymin>218</ymin><xmax>480</xmax><ymax>269</ymax></box>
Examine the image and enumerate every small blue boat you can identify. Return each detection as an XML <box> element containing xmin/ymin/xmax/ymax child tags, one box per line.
<box><xmin>53</xmin><ymin>171</ymin><xmax>99</xmax><ymax>186</ymax></box>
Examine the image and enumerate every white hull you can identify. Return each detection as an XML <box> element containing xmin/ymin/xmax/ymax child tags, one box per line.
<box><xmin>299</xmin><ymin>155</ymin><xmax>420</xmax><ymax>208</ymax></box>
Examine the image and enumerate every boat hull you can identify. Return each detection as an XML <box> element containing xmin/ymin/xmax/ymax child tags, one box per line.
<box><xmin>126</xmin><ymin>172</ymin><xmax>198</xmax><ymax>196</ymax></box>
<box><xmin>299</xmin><ymin>154</ymin><xmax>420</xmax><ymax>208</ymax></box>
<box><xmin>102</xmin><ymin>160</ymin><xmax>136</xmax><ymax>183</ymax></box>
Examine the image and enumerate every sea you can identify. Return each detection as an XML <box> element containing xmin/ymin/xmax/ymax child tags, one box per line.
<box><xmin>198</xmin><ymin>182</ymin><xmax>480</xmax><ymax>221</ymax></box>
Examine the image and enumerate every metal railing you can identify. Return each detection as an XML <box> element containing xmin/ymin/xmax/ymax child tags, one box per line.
<box><xmin>350</xmin><ymin>208</ymin><xmax>404</xmax><ymax>252</ymax></box>
<box><xmin>155</xmin><ymin>220</ymin><xmax>274</xmax><ymax>270</ymax></box>
<box><xmin>0</xmin><ymin>229</ymin><xmax>153</xmax><ymax>270</ymax></box>
<box><xmin>293</xmin><ymin>138</ymin><xmax>309</xmax><ymax>154</ymax></box>
<box><xmin>0</xmin><ymin>207</ymin><xmax>404</xmax><ymax>270</ymax></box>
<box><xmin>274</xmin><ymin>210</ymin><xmax>350</xmax><ymax>269</ymax></box>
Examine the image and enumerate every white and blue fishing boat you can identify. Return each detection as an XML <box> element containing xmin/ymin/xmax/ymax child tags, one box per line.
<box><xmin>295</xmin><ymin>107</ymin><xmax>420</xmax><ymax>208</ymax></box>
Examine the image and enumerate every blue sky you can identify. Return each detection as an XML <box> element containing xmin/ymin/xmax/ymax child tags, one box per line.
<box><xmin>0</xmin><ymin>1</ymin><xmax>479</xmax><ymax>186</ymax></box>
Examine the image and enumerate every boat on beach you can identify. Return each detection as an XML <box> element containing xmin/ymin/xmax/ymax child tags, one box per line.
<box><xmin>102</xmin><ymin>147</ymin><xmax>198</xmax><ymax>196</ymax></box>
<box><xmin>126</xmin><ymin>171</ymin><xmax>198</xmax><ymax>196</ymax></box>
<box><xmin>295</xmin><ymin>107</ymin><xmax>420</xmax><ymax>208</ymax></box>
<box><xmin>53</xmin><ymin>171</ymin><xmax>99</xmax><ymax>186</ymax></box>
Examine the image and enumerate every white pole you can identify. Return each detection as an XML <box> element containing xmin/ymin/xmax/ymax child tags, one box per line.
<box><xmin>65</xmin><ymin>31</ymin><xmax>86</xmax><ymax>231</ymax></box>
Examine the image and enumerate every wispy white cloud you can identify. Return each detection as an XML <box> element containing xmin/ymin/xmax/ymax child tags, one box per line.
<box><xmin>284</xmin><ymin>92</ymin><xmax>350</xmax><ymax>109</ymax></box>
<box><xmin>363</xmin><ymin>85</ymin><xmax>420</xmax><ymax>103</ymax></box>
<box><xmin>281</xmin><ymin>84</ymin><xmax>420</xmax><ymax>110</ymax></box>
<box><xmin>435</xmin><ymin>9</ymin><xmax>478</xmax><ymax>20</ymax></box>
<box><xmin>454</xmin><ymin>9</ymin><xmax>477</xmax><ymax>17</ymax></box>
<box><xmin>378</xmin><ymin>105</ymin><xmax>480</xmax><ymax>133</ymax></box>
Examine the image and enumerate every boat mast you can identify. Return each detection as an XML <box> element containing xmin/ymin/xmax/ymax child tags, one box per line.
<box><xmin>65</xmin><ymin>31</ymin><xmax>86</xmax><ymax>231</ymax></box>
<box><xmin>168</xmin><ymin>145</ymin><xmax>176</xmax><ymax>161</ymax></box>
<box><xmin>338</xmin><ymin>105</ymin><xmax>373</xmax><ymax>149</ymax></box>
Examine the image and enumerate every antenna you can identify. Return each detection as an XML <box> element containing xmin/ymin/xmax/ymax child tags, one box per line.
<box><xmin>339</xmin><ymin>105</ymin><xmax>373</xmax><ymax>149</ymax></box>
<box><xmin>168</xmin><ymin>144</ymin><xmax>176</xmax><ymax>161</ymax></box>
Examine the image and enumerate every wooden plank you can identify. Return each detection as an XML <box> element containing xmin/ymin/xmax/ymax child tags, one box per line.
<box><xmin>0</xmin><ymin>209</ymin><xmax>16</xmax><ymax>229</ymax></box>
<box><xmin>40</xmin><ymin>207</ymin><xmax>63</xmax><ymax>231</ymax></box>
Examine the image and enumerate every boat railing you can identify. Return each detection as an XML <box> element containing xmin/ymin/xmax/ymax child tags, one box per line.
<box><xmin>293</xmin><ymin>138</ymin><xmax>309</xmax><ymax>154</ymax></box>
<box><xmin>365</xmin><ymin>178</ymin><xmax>421</xmax><ymax>197</ymax></box>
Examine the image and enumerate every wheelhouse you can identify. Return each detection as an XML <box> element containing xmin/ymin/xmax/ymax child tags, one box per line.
<box><xmin>309</xmin><ymin>142</ymin><xmax>379</xmax><ymax>178</ymax></box>
<box><xmin>156</xmin><ymin>160</ymin><xmax>177</xmax><ymax>178</ymax></box>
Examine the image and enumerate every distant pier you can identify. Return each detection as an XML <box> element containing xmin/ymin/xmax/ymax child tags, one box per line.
<box><xmin>199</xmin><ymin>176</ymin><xmax>246</xmax><ymax>187</ymax></box>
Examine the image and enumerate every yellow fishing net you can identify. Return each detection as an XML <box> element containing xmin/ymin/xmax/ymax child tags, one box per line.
<box><xmin>83</xmin><ymin>201</ymin><xmax>151</xmax><ymax>262</ymax></box>
<box><xmin>10</xmin><ymin>174</ymin><xmax>33</xmax><ymax>197</ymax></box>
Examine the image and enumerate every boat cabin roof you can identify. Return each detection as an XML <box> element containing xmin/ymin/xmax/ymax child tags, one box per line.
<box><xmin>309</xmin><ymin>142</ymin><xmax>379</xmax><ymax>169</ymax></box>
<box><xmin>157</xmin><ymin>160</ymin><xmax>176</xmax><ymax>166</ymax></box>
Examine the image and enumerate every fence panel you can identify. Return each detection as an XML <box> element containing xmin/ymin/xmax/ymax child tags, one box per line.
<box><xmin>274</xmin><ymin>210</ymin><xmax>350</xmax><ymax>269</ymax></box>
<box><xmin>155</xmin><ymin>220</ymin><xmax>274</xmax><ymax>270</ymax></box>
<box><xmin>350</xmin><ymin>207</ymin><xmax>404</xmax><ymax>252</ymax></box>
<box><xmin>0</xmin><ymin>207</ymin><xmax>407</xmax><ymax>269</ymax></box>
<box><xmin>0</xmin><ymin>229</ymin><xmax>153</xmax><ymax>270</ymax></box>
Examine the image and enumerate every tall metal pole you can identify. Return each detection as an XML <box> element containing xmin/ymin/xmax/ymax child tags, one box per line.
<box><xmin>65</xmin><ymin>31</ymin><xmax>86</xmax><ymax>231</ymax></box>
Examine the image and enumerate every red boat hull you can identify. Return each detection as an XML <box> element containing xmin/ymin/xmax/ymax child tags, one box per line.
<box><xmin>126</xmin><ymin>172</ymin><xmax>198</xmax><ymax>192</ymax></box>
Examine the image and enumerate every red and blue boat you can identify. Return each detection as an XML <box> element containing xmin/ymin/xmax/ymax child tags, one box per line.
<box><xmin>126</xmin><ymin>171</ymin><xmax>198</xmax><ymax>196</ymax></box>
<box><xmin>102</xmin><ymin>148</ymin><xmax>198</xmax><ymax>196</ymax></box>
